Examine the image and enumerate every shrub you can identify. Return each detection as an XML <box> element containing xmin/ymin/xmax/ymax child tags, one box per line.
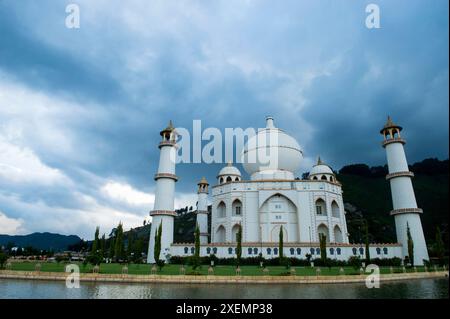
<box><xmin>348</xmin><ymin>256</ymin><xmax>362</xmax><ymax>269</ymax></box>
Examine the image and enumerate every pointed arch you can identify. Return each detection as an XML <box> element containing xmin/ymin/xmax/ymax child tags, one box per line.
<box><xmin>315</xmin><ymin>198</ymin><xmax>327</xmax><ymax>216</ymax></box>
<box><xmin>317</xmin><ymin>224</ymin><xmax>330</xmax><ymax>243</ymax></box>
<box><xmin>215</xmin><ymin>225</ymin><xmax>226</xmax><ymax>243</ymax></box>
<box><xmin>333</xmin><ymin>225</ymin><xmax>343</xmax><ymax>243</ymax></box>
<box><xmin>331</xmin><ymin>200</ymin><xmax>340</xmax><ymax>218</ymax></box>
<box><xmin>232</xmin><ymin>199</ymin><xmax>242</xmax><ymax>216</ymax></box>
<box><xmin>231</xmin><ymin>224</ymin><xmax>241</xmax><ymax>243</ymax></box>
<box><xmin>217</xmin><ymin>201</ymin><xmax>226</xmax><ymax>218</ymax></box>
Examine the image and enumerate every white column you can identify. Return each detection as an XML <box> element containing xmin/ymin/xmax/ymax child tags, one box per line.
<box><xmin>382</xmin><ymin>125</ymin><xmax>429</xmax><ymax>265</ymax></box>
<box><xmin>196</xmin><ymin>178</ymin><xmax>209</xmax><ymax>244</ymax></box>
<box><xmin>147</xmin><ymin>126</ymin><xmax>178</xmax><ymax>264</ymax></box>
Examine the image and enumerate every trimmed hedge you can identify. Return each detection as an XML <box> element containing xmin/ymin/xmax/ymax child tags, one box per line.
<box><xmin>168</xmin><ymin>255</ymin><xmax>404</xmax><ymax>267</ymax></box>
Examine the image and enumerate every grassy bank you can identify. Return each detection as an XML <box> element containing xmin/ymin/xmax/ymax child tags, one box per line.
<box><xmin>5</xmin><ymin>262</ymin><xmax>435</xmax><ymax>276</ymax></box>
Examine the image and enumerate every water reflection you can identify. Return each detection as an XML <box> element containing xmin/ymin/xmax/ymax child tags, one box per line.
<box><xmin>0</xmin><ymin>278</ymin><xmax>448</xmax><ymax>299</ymax></box>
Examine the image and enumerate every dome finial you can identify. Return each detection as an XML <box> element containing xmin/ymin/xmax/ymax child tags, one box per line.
<box><xmin>266</xmin><ymin>116</ymin><xmax>275</xmax><ymax>128</ymax></box>
<box><xmin>317</xmin><ymin>156</ymin><xmax>323</xmax><ymax>165</ymax></box>
<box><xmin>227</xmin><ymin>160</ymin><xmax>233</xmax><ymax>166</ymax></box>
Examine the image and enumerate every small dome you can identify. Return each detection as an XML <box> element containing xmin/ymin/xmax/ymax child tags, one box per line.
<box><xmin>218</xmin><ymin>161</ymin><xmax>241</xmax><ymax>177</ymax></box>
<box><xmin>309</xmin><ymin>157</ymin><xmax>334</xmax><ymax>176</ymax></box>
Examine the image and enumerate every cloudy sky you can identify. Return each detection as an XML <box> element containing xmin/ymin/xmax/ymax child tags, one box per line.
<box><xmin>0</xmin><ymin>0</ymin><xmax>448</xmax><ymax>239</ymax></box>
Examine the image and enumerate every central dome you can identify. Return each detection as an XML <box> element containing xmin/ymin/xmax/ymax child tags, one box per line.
<box><xmin>241</xmin><ymin>117</ymin><xmax>303</xmax><ymax>180</ymax></box>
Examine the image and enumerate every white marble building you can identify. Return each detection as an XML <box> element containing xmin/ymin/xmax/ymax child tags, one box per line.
<box><xmin>148</xmin><ymin>116</ymin><xmax>428</xmax><ymax>265</ymax></box>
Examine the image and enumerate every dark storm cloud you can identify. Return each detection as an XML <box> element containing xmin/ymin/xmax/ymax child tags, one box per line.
<box><xmin>0</xmin><ymin>0</ymin><xmax>447</xmax><ymax>237</ymax></box>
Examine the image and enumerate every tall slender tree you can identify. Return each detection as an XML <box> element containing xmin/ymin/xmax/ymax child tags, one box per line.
<box><xmin>364</xmin><ymin>221</ymin><xmax>371</xmax><ymax>263</ymax></box>
<box><xmin>279</xmin><ymin>226</ymin><xmax>284</xmax><ymax>265</ymax></box>
<box><xmin>114</xmin><ymin>222</ymin><xmax>124</xmax><ymax>262</ymax></box>
<box><xmin>193</xmin><ymin>224</ymin><xmax>201</xmax><ymax>269</ymax></box>
<box><xmin>319</xmin><ymin>233</ymin><xmax>327</xmax><ymax>262</ymax></box>
<box><xmin>407</xmin><ymin>223</ymin><xmax>414</xmax><ymax>266</ymax></box>
<box><xmin>91</xmin><ymin>226</ymin><xmax>99</xmax><ymax>254</ymax></box>
<box><xmin>236</xmin><ymin>224</ymin><xmax>242</xmax><ymax>267</ymax></box>
<box><xmin>100</xmin><ymin>234</ymin><xmax>106</xmax><ymax>261</ymax></box>
<box><xmin>154</xmin><ymin>222</ymin><xmax>162</xmax><ymax>267</ymax></box>
<box><xmin>108</xmin><ymin>236</ymin><xmax>115</xmax><ymax>260</ymax></box>
<box><xmin>435</xmin><ymin>226</ymin><xmax>445</xmax><ymax>262</ymax></box>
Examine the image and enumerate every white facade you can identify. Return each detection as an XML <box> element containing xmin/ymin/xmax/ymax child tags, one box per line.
<box><xmin>145</xmin><ymin>117</ymin><xmax>432</xmax><ymax>264</ymax></box>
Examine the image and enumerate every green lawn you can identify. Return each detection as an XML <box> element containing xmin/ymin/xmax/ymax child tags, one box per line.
<box><xmin>6</xmin><ymin>262</ymin><xmax>434</xmax><ymax>276</ymax></box>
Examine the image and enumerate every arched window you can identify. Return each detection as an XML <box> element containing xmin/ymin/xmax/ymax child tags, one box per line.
<box><xmin>315</xmin><ymin>198</ymin><xmax>327</xmax><ymax>216</ymax></box>
<box><xmin>331</xmin><ymin>201</ymin><xmax>340</xmax><ymax>218</ymax></box>
<box><xmin>383</xmin><ymin>247</ymin><xmax>388</xmax><ymax>255</ymax></box>
<box><xmin>213</xmin><ymin>247</ymin><xmax>217</xmax><ymax>254</ymax></box>
<box><xmin>217</xmin><ymin>201</ymin><xmax>226</xmax><ymax>218</ymax></box>
<box><xmin>316</xmin><ymin>248</ymin><xmax>320</xmax><ymax>255</ymax></box>
<box><xmin>206</xmin><ymin>247</ymin><xmax>211</xmax><ymax>254</ymax></box>
<box><xmin>228</xmin><ymin>247</ymin><xmax>233</xmax><ymax>254</ymax></box>
<box><xmin>290</xmin><ymin>248</ymin><xmax>295</xmax><ymax>255</ymax></box>
<box><xmin>317</xmin><ymin>224</ymin><xmax>330</xmax><ymax>243</ymax></box>
<box><xmin>296</xmin><ymin>248</ymin><xmax>301</xmax><ymax>255</ymax></box>
<box><xmin>376</xmin><ymin>248</ymin><xmax>381</xmax><ymax>255</ymax></box>
<box><xmin>359</xmin><ymin>247</ymin><xmax>364</xmax><ymax>255</ymax></box>
<box><xmin>274</xmin><ymin>248</ymin><xmax>278</xmax><ymax>255</ymax></box>
<box><xmin>235</xmin><ymin>177</ymin><xmax>239</xmax><ymax>181</ymax></box>
<box><xmin>267</xmin><ymin>248</ymin><xmax>272</xmax><ymax>255</ymax></box>
<box><xmin>321</xmin><ymin>175</ymin><xmax>327</xmax><ymax>181</ymax></box>
<box><xmin>248</xmin><ymin>248</ymin><xmax>252</xmax><ymax>255</ymax></box>
<box><xmin>215</xmin><ymin>225</ymin><xmax>226</xmax><ymax>243</ymax></box>
<box><xmin>231</xmin><ymin>224</ymin><xmax>241</xmax><ymax>243</ymax></box>
<box><xmin>184</xmin><ymin>247</ymin><xmax>188</xmax><ymax>254</ymax></box>
<box><xmin>334</xmin><ymin>225</ymin><xmax>343</xmax><ymax>243</ymax></box>
<box><xmin>226</xmin><ymin>176</ymin><xmax>232</xmax><ymax>182</ymax></box>
<box><xmin>310</xmin><ymin>248</ymin><xmax>315</xmax><ymax>255</ymax></box>
<box><xmin>232</xmin><ymin>199</ymin><xmax>242</xmax><ymax>216</ymax></box>
<box><xmin>352</xmin><ymin>248</ymin><xmax>357</xmax><ymax>255</ymax></box>
<box><xmin>219</xmin><ymin>177</ymin><xmax>224</xmax><ymax>184</ymax></box>
<box><xmin>253</xmin><ymin>248</ymin><xmax>258</xmax><ymax>255</ymax></box>
<box><xmin>330</xmin><ymin>248</ymin><xmax>334</xmax><ymax>255</ymax></box>
<box><xmin>336</xmin><ymin>248</ymin><xmax>341</xmax><ymax>255</ymax></box>
<box><xmin>313</xmin><ymin>176</ymin><xmax>318</xmax><ymax>180</ymax></box>
<box><xmin>191</xmin><ymin>247</ymin><xmax>195</xmax><ymax>254</ymax></box>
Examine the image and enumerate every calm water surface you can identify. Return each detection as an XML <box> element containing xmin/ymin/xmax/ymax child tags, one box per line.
<box><xmin>0</xmin><ymin>278</ymin><xmax>448</xmax><ymax>299</ymax></box>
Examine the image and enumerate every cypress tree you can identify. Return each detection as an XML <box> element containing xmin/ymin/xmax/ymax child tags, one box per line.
<box><xmin>193</xmin><ymin>224</ymin><xmax>200</xmax><ymax>269</ymax></box>
<box><xmin>100</xmin><ymin>234</ymin><xmax>106</xmax><ymax>261</ymax></box>
<box><xmin>108</xmin><ymin>237</ymin><xmax>115</xmax><ymax>260</ymax></box>
<box><xmin>91</xmin><ymin>226</ymin><xmax>99</xmax><ymax>254</ymax></box>
<box><xmin>279</xmin><ymin>226</ymin><xmax>284</xmax><ymax>265</ymax></box>
<box><xmin>407</xmin><ymin>223</ymin><xmax>414</xmax><ymax>266</ymax></box>
<box><xmin>364</xmin><ymin>221</ymin><xmax>371</xmax><ymax>263</ymax></box>
<box><xmin>154</xmin><ymin>222</ymin><xmax>162</xmax><ymax>266</ymax></box>
<box><xmin>114</xmin><ymin>222</ymin><xmax>124</xmax><ymax>262</ymax></box>
<box><xmin>435</xmin><ymin>227</ymin><xmax>445</xmax><ymax>262</ymax></box>
<box><xmin>236</xmin><ymin>224</ymin><xmax>242</xmax><ymax>267</ymax></box>
<box><xmin>319</xmin><ymin>233</ymin><xmax>327</xmax><ymax>262</ymax></box>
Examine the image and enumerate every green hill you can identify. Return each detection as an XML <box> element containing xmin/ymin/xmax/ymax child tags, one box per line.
<box><xmin>338</xmin><ymin>158</ymin><xmax>448</xmax><ymax>247</ymax></box>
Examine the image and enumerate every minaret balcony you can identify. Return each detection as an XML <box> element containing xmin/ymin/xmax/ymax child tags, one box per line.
<box><xmin>154</xmin><ymin>173</ymin><xmax>178</xmax><ymax>181</ymax></box>
<box><xmin>158</xmin><ymin>141</ymin><xmax>178</xmax><ymax>149</ymax></box>
<box><xmin>382</xmin><ymin>138</ymin><xmax>406</xmax><ymax>148</ymax></box>
<box><xmin>385</xmin><ymin>171</ymin><xmax>414</xmax><ymax>180</ymax></box>
<box><xmin>389</xmin><ymin>208</ymin><xmax>423</xmax><ymax>216</ymax></box>
<box><xmin>150</xmin><ymin>210</ymin><xmax>177</xmax><ymax>217</ymax></box>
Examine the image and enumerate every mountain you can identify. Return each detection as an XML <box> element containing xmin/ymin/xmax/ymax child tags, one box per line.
<box><xmin>338</xmin><ymin>158</ymin><xmax>449</xmax><ymax>246</ymax></box>
<box><xmin>0</xmin><ymin>232</ymin><xmax>82</xmax><ymax>251</ymax></box>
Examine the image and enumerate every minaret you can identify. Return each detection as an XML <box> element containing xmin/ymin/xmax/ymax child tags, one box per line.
<box><xmin>147</xmin><ymin>121</ymin><xmax>178</xmax><ymax>264</ymax></box>
<box><xmin>380</xmin><ymin>116</ymin><xmax>429</xmax><ymax>265</ymax></box>
<box><xmin>196</xmin><ymin>177</ymin><xmax>209</xmax><ymax>244</ymax></box>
